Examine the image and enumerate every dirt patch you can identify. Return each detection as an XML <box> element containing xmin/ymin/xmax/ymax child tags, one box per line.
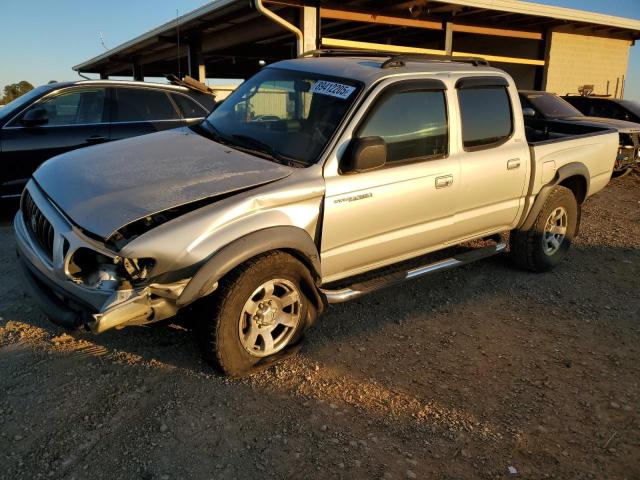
<box><xmin>1</xmin><ymin>174</ymin><xmax>639</xmax><ymax>480</ymax></box>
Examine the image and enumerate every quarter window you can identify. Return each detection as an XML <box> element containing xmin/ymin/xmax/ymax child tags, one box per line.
<box><xmin>459</xmin><ymin>87</ymin><xmax>513</xmax><ymax>149</ymax></box>
<box><xmin>358</xmin><ymin>90</ymin><xmax>448</xmax><ymax>163</ymax></box>
<box><xmin>171</xmin><ymin>93</ymin><xmax>208</xmax><ymax>118</ymax></box>
<box><xmin>114</xmin><ymin>88</ymin><xmax>178</xmax><ymax>122</ymax></box>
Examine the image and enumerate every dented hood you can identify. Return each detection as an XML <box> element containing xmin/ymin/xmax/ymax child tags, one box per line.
<box><xmin>34</xmin><ymin>127</ymin><xmax>293</xmax><ymax>239</ymax></box>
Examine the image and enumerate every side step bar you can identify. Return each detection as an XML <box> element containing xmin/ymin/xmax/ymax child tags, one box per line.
<box><xmin>321</xmin><ymin>237</ymin><xmax>507</xmax><ymax>304</ymax></box>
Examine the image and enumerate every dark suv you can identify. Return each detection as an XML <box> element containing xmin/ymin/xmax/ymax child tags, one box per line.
<box><xmin>0</xmin><ymin>80</ymin><xmax>215</xmax><ymax>200</ymax></box>
<box><xmin>562</xmin><ymin>95</ymin><xmax>640</xmax><ymax>124</ymax></box>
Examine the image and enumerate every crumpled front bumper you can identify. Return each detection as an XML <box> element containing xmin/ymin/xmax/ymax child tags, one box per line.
<box><xmin>14</xmin><ymin>182</ymin><xmax>187</xmax><ymax>333</ymax></box>
<box><xmin>18</xmin><ymin>251</ymin><xmax>183</xmax><ymax>332</ymax></box>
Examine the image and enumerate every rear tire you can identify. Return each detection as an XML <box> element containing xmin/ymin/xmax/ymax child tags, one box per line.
<box><xmin>510</xmin><ymin>186</ymin><xmax>578</xmax><ymax>272</ymax></box>
<box><xmin>196</xmin><ymin>251</ymin><xmax>309</xmax><ymax>377</ymax></box>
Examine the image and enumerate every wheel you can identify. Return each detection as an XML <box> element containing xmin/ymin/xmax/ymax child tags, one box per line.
<box><xmin>510</xmin><ymin>186</ymin><xmax>578</xmax><ymax>272</ymax></box>
<box><xmin>196</xmin><ymin>251</ymin><xmax>309</xmax><ymax>377</ymax></box>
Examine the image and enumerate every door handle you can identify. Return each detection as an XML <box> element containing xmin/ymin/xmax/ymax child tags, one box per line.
<box><xmin>507</xmin><ymin>158</ymin><xmax>521</xmax><ymax>170</ymax></box>
<box><xmin>86</xmin><ymin>135</ymin><xmax>107</xmax><ymax>144</ymax></box>
<box><xmin>435</xmin><ymin>175</ymin><xmax>453</xmax><ymax>189</ymax></box>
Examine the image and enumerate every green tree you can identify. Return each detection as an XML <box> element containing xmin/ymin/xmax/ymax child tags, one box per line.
<box><xmin>0</xmin><ymin>81</ymin><xmax>34</xmax><ymax>104</ymax></box>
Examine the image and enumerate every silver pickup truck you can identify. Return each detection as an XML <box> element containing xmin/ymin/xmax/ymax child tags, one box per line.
<box><xmin>15</xmin><ymin>52</ymin><xmax>618</xmax><ymax>376</ymax></box>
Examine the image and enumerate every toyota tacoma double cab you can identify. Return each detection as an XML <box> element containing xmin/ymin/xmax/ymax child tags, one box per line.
<box><xmin>15</xmin><ymin>51</ymin><xmax>618</xmax><ymax>376</ymax></box>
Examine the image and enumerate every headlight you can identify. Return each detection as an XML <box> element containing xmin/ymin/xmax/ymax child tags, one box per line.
<box><xmin>67</xmin><ymin>248</ymin><xmax>155</xmax><ymax>290</ymax></box>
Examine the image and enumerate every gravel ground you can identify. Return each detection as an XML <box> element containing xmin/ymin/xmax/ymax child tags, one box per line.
<box><xmin>1</xmin><ymin>174</ymin><xmax>639</xmax><ymax>480</ymax></box>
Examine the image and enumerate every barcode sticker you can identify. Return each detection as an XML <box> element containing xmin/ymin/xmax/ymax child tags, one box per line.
<box><xmin>310</xmin><ymin>80</ymin><xmax>356</xmax><ymax>99</ymax></box>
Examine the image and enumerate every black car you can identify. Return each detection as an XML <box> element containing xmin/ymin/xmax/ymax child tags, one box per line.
<box><xmin>519</xmin><ymin>90</ymin><xmax>640</xmax><ymax>176</ymax></box>
<box><xmin>562</xmin><ymin>95</ymin><xmax>640</xmax><ymax>124</ymax></box>
<box><xmin>0</xmin><ymin>80</ymin><xmax>215</xmax><ymax>200</ymax></box>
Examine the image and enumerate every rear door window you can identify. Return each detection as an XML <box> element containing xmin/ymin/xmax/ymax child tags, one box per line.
<box><xmin>459</xmin><ymin>86</ymin><xmax>513</xmax><ymax>150</ymax></box>
<box><xmin>357</xmin><ymin>89</ymin><xmax>448</xmax><ymax>163</ymax></box>
<box><xmin>171</xmin><ymin>93</ymin><xmax>208</xmax><ymax>118</ymax></box>
<box><xmin>113</xmin><ymin>88</ymin><xmax>179</xmax><ymax>122</ymax></box>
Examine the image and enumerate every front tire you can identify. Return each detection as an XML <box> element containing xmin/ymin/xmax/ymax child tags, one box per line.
<box><xmin>196</xmin><ymin>251</ymin><xmax>309</xmax><ymax>377</ymax></box>
<box><xmin>510</xmin><ymin>186</ymin><xmax>578</xmax><ymax>272</ymax></box>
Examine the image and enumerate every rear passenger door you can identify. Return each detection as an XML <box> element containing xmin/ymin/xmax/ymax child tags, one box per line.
<box><xmin>451</xmin><ymin>77</ymin><xmax>529</xmax><ymax>240</ymax></box>
<box><xmin>109</xmin><ymin>87</ymin><xmax>183</xmax><ymax>141</ymax></box>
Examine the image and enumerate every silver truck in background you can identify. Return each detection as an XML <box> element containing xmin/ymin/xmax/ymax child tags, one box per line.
<box><xmin>15</xmin><ymin>52</ymin><xmax>618</xmax><ymax>376</ymax></box>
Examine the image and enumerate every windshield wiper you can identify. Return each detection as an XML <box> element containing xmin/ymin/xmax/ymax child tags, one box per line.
<box><xmin>231</xmin><ymin>134</ymin><xmax>306</xmax><ymax>167</ymax></box>
<box><xmin>197</xmin><ymin>122</ymin><xmax>306</xmax><ymax>167</ymax></box>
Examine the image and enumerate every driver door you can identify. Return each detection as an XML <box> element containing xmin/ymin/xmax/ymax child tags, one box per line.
<box><xmin>321</xmin><ymin>81</ymin><xmax>460</xmax><ymax>283</ymax></box>
<box><xmin>1</xmin><ymin>86</ymin><xmax>109</xmax><ymax>195</ymax></box>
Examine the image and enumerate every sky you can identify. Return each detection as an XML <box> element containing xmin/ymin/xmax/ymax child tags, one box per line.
<box><xmin>1</xmin><ymin>0</ymin><xmax>639</xmax><ymax>98</ymax></box>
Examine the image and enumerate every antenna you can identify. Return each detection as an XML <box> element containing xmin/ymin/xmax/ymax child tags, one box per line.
<box><xmin>99</xmin><ymin>32</ymin><xmax>109</xmax><ymax>51</ymax></box>
<box><xmin>176</xmin><ymin>9</ymin><xmax>181</xmax><ymax>80</ymax></box>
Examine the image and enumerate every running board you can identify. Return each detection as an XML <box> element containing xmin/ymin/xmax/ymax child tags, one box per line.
<box><xmin>321</xmin><ymin>238</ymin><xmax>507</xmax><ymax>304</ymax></box>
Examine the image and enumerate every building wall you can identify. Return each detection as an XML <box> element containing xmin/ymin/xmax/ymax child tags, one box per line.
<box><xmin>543</xmin><ymin>31</ymin><xmax>631</xmax><ymax>97</ymax></box>
<box><xmin>493</xmin><ymin>63</ymin><xmax>539</xmax><ymax>90</ymax></box>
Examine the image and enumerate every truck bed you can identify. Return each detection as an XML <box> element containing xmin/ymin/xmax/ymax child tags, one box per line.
<box><xmin>524</xmin><ymin>118</ymin><xmax>614</xmax><ymax>145</ymax></box>
<box><xmin>525</xmin><ymin>118</ymin><xmax>619</xmax><ymax>200</ymax></box>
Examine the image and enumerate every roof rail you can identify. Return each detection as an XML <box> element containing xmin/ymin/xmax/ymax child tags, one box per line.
<box><xmin>301</xmin><ymin>49</ymin><xmax>396</xmax><ymax>59</ymax></box>
<box><xmin>300</xmin><ymin>49</ymin><xmax>490</xmax><ymax>67</ymax></box>
<box><xmin>381</xmin><ymin>54</ymin><xmax>489</xmax><ymax>68</ymax></box>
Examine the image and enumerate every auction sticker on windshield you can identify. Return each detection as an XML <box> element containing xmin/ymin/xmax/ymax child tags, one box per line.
<box><xmin>311</xmin><ymin>81</ymin><xmax>356</xmax><ymax>99</ymax></box>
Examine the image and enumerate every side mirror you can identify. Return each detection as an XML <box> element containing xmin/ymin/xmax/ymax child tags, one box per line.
<box><xmin>522</xmin><ymin>107</ymin><xmax>536</xmax><ymax>118</ymax></box>
<box><xmin>22</xmin><ymin>107</ymin><xmax>49</xmax><ymax>127</ymax></box>
<box><xmin>341</xmin><ymin>136</ymin><xmax>387</xmax><ymax>173</ymax></box>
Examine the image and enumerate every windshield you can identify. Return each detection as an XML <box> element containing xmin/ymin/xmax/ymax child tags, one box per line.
<box><xmin>0</xmin><ymin>85</ymin><xmax>52</xmax><ymax>122</ymax></box>
<box><xmin>617</xmin><ymin>99</ymin><xmax>640</xmax><ymax>117</ymax></box>
<box><xmin>202</xmin><ymin>68</ymin><xmax>361</xmax><ymax>166</ymax></box>
<box><xmin>523</xmin><ymin>92</ymin><xmax>583</xmax><ymax>119</ymax></box>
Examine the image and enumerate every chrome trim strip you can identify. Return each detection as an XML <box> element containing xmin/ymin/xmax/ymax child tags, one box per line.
<box><xmin>2</xmin><ymin>117</ymin><xmax>203</xmax><ymax>130</ymax></box>
<box><xmin>77</xmin><ymin>80</ymin><xmax>191</xmax><ymax>90</ymax></box>
<box><xmin>321</xmin><ymin>239</ymin><xmax>507</xmax><ymax>304</ymax></box>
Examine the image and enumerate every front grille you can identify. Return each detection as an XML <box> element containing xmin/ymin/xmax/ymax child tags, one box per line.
<box><xmin>22</xmin><ymin>190</ymin><xmax>55</xmax><ymax>260</ymax></box>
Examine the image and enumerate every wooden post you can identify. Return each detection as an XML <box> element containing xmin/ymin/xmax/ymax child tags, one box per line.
<box><xmin>444</xmin><ymin>22</ymin><xmax>453</xmax><ymax>56</ymax></box>
<box><xmin>302</xmin><ymin>6</ymin><xmax>318</xmax><ymax>54</ymax></box>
